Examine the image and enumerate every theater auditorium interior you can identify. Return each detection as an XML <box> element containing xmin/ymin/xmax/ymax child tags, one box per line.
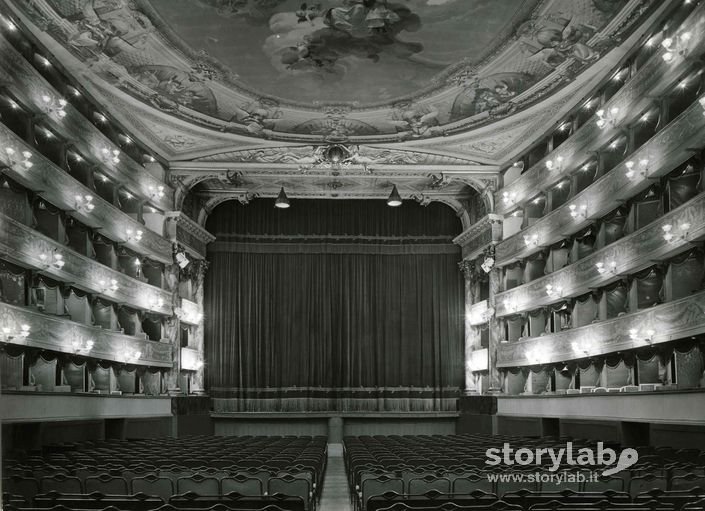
<box><xmin>1</xmin><ymin>0</ymin><xmax>705</xmax><ymax>510</ymax></box>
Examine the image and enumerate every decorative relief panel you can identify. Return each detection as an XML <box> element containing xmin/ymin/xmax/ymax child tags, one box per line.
<box><xmin>0</xmin><ymin>124</ymin><xmax>173</xmax><ymax>264</ymax></box>
<box><xmin>494</xmin><ymin>4</ymin><xmax>705</xmax><ymax>215</ymax></box>
<box><xmin>455</xmin><ymin>214</ymin><xmax>503</xmax><ymax>258</ymax></box>
<box><xmin>0</xmin><ymin>302</ymin><xmax>173</xmax><ymax>367</ymax></box>
<box><xmin>0</xmin><ymin>36</ymin><xmax>173</xmax><ymax>211</ymax></box>
<box><xmin>497</xmin><ymin>289</ymin><xmax>705</xmax><ymax>368</ymax></box>
<box><xmin>165</xmin><ymin>212</ymin><xmax>215</xmax><ymax>259</ymax></box>
<box><xmin>0</xmin><ymin>213</ymin><xmax>172</xmax><ymax>315</ymax></box>
<box><xmin>496</xmin><ymin>192</ymin><xmax>705</xmax><ymax>317</ymax></box>
<box><xmin>495</xmin><ymin>98</ymin><xmax>705</xmax><ymax>264</ymax></box>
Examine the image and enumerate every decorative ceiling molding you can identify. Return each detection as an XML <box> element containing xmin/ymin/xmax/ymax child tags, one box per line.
<box><xmin>3</xmin><ymin>0</ymin><xmax>663</xmax><ymax>144</ymax></box>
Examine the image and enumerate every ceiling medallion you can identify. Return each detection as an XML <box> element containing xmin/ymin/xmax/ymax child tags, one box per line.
<box><xmin>299</xmin><ymin>144</ymin><xmax>373</xmax><ymax>175</ymax></box>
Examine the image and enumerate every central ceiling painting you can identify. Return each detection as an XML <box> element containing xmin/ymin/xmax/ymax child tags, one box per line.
<box><xmin>148</xmin><ymin>0</ymin><xmax>536</xmax><ymax>105</ymax></box>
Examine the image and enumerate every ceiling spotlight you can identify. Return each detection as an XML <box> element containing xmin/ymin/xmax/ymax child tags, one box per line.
<box><xmin>387</xmin><ymin>185</ymin><xmax>402</xmax><ymax>207</ymax></box>
<box><xmin>275</xmin><ymin>186</ymin><xmax>290</xmax><ymax>209</ymax></box>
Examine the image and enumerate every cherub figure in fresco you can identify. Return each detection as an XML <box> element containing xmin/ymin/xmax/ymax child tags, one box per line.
<box><xmin>449</xmin><ymin>72</ymin><xmax>535</xmax><ymax>121</ymax></box>
<box><xmin>220</xmin><ymin>99</ymin><xmax>283</xmax><ymax>135</ymax></box>
<box><xmin>518</xmin><ymin>14</ymin><xmax>599</xmax><ymax>68</ymax></box>
<box><xmin>296</xmin><ymin>3</ymin><xmax>323</xmax><ymax>24</ymax></box>
<box><xmin>389</xmin><ymin>103</ymin><xmax>442</xmax><ymax>139</ymax></box>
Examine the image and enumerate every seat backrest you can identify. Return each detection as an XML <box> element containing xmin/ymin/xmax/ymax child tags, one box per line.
<box><xmin>268</xmin><ymin>477</ymin><xmax>311</xmax><ymax>509</ymax></box>
<box><xmin>176</xmin><ymin>475</ymin><xmax>220</xmax><ymax>496</ymax></box>
<box><xmin>85</xmin><ymin>474</ymin><xmax>129</xmax><ymax>494</ymax></box>
<box><xmin>131</xmin><ymin>475</ymin><xmax>175</xmax><ymax>501</ymax></box>
<box><xmin>361</xmin><ymin>477</ymin><xmax>404</xmax><ymax>511</ymax></box>
<box><xmin>4</xmin><ymin>476</ymin><xmax>40</xmax><ymax>505</ymax></box>
<box><xmin>408</xmin><ymin>476</ymin><xmax>450</xmax><ymax>495</ymax></box>
<box><xmin>452</xmin><ymin>475</ymin><xmax>494</xmax><ymax>495</ymax></box>
<box><xmin>221</xmin><ymin>475</ymin><xmax>263</xmax><ymax>496</ymax></box>
<box><xmin>39</xmin><ymin>474</ymin><xmax>83</xmax><ymax>494</ymax></box>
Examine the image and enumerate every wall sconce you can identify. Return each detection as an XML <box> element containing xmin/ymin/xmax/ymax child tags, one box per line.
<box><xmin>100</xmin><ymin>147</ymin><xmax>120</xmax><ymax>165</ymax></box>
<box><xmin>546</xmin><ymin>284</ymin><xmax>563</xmax><ymax>298</ymax></box>
<box><xmin>571</xmin><ymin>340</ymin><xmax>594</xmax><ymax>357</ymax></box>
<box><xmin>503</xmin><ymin>299</ymin><xmax>518</xmax><ymax>313</ymax></box>
<box><xmin>596</xmin><ymin>260</ymin><xmax>618</xmax><ymax>275</ymax></box>
<box><xmin>122</xmin><ymin>348</ymin><xmax>142</xmax><ymax>363</ymax></box>
<box><xmin>2</xmin><ymin>147</ymin><xmax>33</xmax><ymax>171</ymax></box>
<box><xmin>629</xmin><ymin>328</ymin><xmax>655</xmax><ymax>344</ymax></box>
<box><xmin>502</xmin><ymin>191</ymin><xmax>517</xmax><ymax>206</ymax></box>
<box><xmin>596</xmin><ymin>107</ymin><xmax>619</xmax><ymax>129</ymax></box>
<box><xmin>39</xmin><ymin>250</ymin><xmax>65</xmax><ymax>270</ymax></box>
<box><xmin>1</xmin><ymin>322</ymin><xmax>30</xmax><ymax>342</ymax></box>
<box><xmin>523</xmin><ymin>233</ymin><xmax>539</xmax><ymax>247</ymax></box>
<box><xmin>148</xmin><ymin>185</ymin><xmax>165</xmax><ymax>200</ymax></box>
<box><xmin>71</xmin><ymin>338</ymin><xmax>94</xmax><ymax>354</ymax></box>
<box><xmin>148</xmin><ymin>295</ymin><xmax>165</xmax><ymax>310</ymax></box>
<box><xmin>625</xmin><ymin>159</ymin><xmax>649</xmax><ymax>179</ymax></box>
<box><xmin>99</xmin><ymin>278</ymin><xmax>119</xmax><ymax>293</ymax></box>
<box><xmin>545</xmin><ymin>156</ymin><xmax>563</xmax><ymax>171</ymax></box>
<box><xmin>125</xmin><ymin>228</ymin><xmax>143</xmax><ymax>243</ymax></box>
<box><xmin>526</xmin><ymin>345</ymin><xmax>550</xmax><ymax>365</ymax></box>
<box><xmin>699</xmin><ymin>97</ymin><xmax>705</xmax><ymax>115</ymax></box>
<box><xmin>662</xmin><ymin>222</ymin><xmax>690</xmax><ymax>242</ymax></box>
<box><xmin>568</xmin><ymin>203</ymin><xmax>588</xmax><ymax>220</ymax></box>
<box><xmin>40</xmin><ymin>94</ymin><xmax>67</xmax><ymax>118</ymax></box>
<box><xmin>661</xmin><ymin>31</ymin><xmax>691</xmax><ymax>62</ymax></box>
<box><xmin>74</xmin><ymin>194</ymin><xmax>95</xmax><ymax>213</ymax></box>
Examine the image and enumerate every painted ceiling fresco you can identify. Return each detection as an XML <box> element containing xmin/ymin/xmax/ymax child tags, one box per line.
<box><xmin>8</xmin><ymin>0</ymin><xmax>651</xmax><ymax>141</ymax></box>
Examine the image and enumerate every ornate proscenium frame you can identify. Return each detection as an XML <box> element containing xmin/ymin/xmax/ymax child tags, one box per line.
<box><xmin>298</xmin><ymin>144</ymin><xmax>373</xmax><ymax>174</ymax></box>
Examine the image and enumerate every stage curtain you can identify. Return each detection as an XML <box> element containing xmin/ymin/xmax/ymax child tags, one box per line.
<box><xmin>205</xmin><ymin>200</ymin><xmax>464</xmax><ymax>411</ymax></box>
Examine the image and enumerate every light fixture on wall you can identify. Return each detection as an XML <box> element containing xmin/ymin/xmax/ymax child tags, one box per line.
<box><xmin>503</xmin><ymin>298</ymin><xmax>518</xmax><ymax>313</ymax></box>
<box><xmin>100</xmin><ymin>147</ymin><xmax>120</xmax><ymax>165</ymax></box>
<box><xmin>387</xmin><ymin>185</ymin><xmax>402</xmax><ymax>207</ymax></box>
<box><xmin>39</xmin><ymin>250</ymin><xmax>65</xmax><ymax>270</ymax></box>
<box><xmin>596</xmin><ymin>260</ymin><xmax>618</xmax><ymax>275</ymax></box>
<box><xmin>596</xmin><ymin>107</ymin><xmax>619</xmax><ymax>129</ymax></box>
<box><xmin>71</xmin><ymin>338</ymin><xmax>94</xmax><ymax>354</ymax></box>
<box><xmin>629</xmin><ymin>328</ymin><xmax>655</xmax><ymax>344</ymax></box>
<box><xmin>148</xmin><ymin>185</ymin><xmax>165</xmax><ymax>200</ymax></box>
<box><xmin>523</xmin><ymin>233</ymin><xmax>539</xmax><ymax>248</ymax></box>
<box><xmin>625</xmin><ymin>159</ymin><xmax>649</xmax><ymax>179</ymax></box>
<box><xmin>568</xmin><ymin>203</ymin><xmax>588</xmax><ymax>220</ymax></box>
<box><xmin>526</xmin><ymin>345</ymin><xmax>550</xmax><ymax>365</ymax></box>
<box><xmin>546</xmin><ymin>284</ymin><xmax>563</xmax><ymax>298</ymax></box>
<box><xmin>125</xmin><ymin>228</ymin><xmax>143</xmax><ymax>243</ymax></box>
<box><xmin>699</xmin><ymin>97</ymin><xmax>705</xmax><ymax>115</ymax></box>
<box><xmin>661</xmin><ymin>31</ymin><xmax>691</xmax><ymax>62</ymax></box>
<box><xmin>74</xmin><ymin>194</ymin><xmax>95</xmax><ymax>213</ymax></box>
<box><xmin>2</xmin><ymin>147</ymin><xmax>33</xmax><ymax>171</ymax></box>
<box><xmin>122</xmin><ymin>348</ymin><xmax>142</xmax><ymax>364</ymax></box>
<box><xmin>148</xmin><ymin>295</ymin><xmax>165</xmax><ymax>310</ymax></box>
<box><xmin>40</xmin><ymin>94</ymin><xmax>67</xmax><ymax>118</ymax></box>
<box><xmin>275</xmin><ymin>187</ymin><xmax>290</xmax><ymax>209</ymax></box>
<box><xmin>502</xmin><ymin>191</ymin><xmax>517</xmax><ymax>206</ymax></box>
<box><xmin>545</xmin><ymin>156</ymin><xmax>564</xmax><ymax>172</ymax></box>
<box><xmin>1</xmin><ymin>322</ymin><xmax>30</xmax><ymax>342</ymax></box>
<box><xmin>99</xmin><ymin>278</ymin><xmax>119</xmax><ymax>293</ymax></box>
<box><xmin>662</xmin><ymin>222</ymin><xmax>690</xmax><ymax>242</ymax></box>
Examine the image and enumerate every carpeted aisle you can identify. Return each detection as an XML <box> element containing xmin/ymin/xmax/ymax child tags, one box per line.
<box><xmin>318</xmin><ymin>444</ymin><xmax>352</xmax><ymax>511</ymax></box>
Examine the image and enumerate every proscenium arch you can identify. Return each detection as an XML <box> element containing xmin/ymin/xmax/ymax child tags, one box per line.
<box><xmin>193</xmin><ymin>192</ymin><xmax>484</xmax><ymax>233</ymax></box>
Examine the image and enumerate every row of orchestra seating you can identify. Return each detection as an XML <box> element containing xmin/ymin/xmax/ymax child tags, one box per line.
<box><xmin>3</xmin><ymin>435</ymin><xmax>327</xmax><ymax>511</ymax></box>
<box><xmin>343</xmin><ymin>434</ymin><xmax>705</xmax><ymax>511</ymax></box>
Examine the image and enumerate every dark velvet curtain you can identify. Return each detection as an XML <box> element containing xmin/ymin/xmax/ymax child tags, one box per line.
<box><xmin>205</xmin><ymin>200</ymin><xmax>464</xmax><ymax>411</ymax></box>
